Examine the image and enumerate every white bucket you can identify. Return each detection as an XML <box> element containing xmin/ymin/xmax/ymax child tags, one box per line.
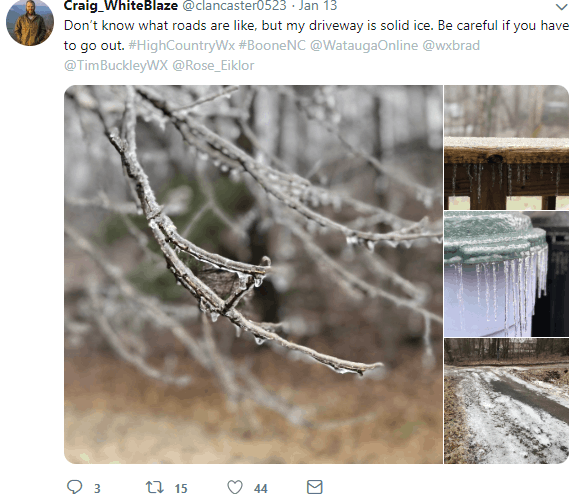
<box><xmin>444</xmin><ymin>251</ymin><xmax>547</xmax><ymax>337</ymax></box>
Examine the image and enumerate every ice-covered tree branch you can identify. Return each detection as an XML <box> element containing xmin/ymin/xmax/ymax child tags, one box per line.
<box><xmin>135</xmin><ymin>86</ymin><xmax>443</xmax><ymax>248</ymax></box>
<box><xmin>87</xmin><ymin>85</ymin><xmax>384</xmax><ymax>376</ymax></box>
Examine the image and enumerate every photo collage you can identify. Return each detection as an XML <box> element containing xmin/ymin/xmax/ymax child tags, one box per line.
<box><xmin>64</xmin><ymin>85</ymin><xmax>569</xmax><ymax>466</ymax></box>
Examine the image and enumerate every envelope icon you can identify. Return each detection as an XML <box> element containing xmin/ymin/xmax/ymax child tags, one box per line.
<box><xmin>307</xmin><ymin>480</ymin><xmax>323</xmax><ymax>494</ymax></box>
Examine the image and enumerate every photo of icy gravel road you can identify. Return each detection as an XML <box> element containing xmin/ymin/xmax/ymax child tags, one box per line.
<box><xmin>445</xmin><ymin>364</ymin><xmax>569</xmax><ymax>464</ymax></box>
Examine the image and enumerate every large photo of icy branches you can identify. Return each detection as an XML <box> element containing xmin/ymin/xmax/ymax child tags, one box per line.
<box><xmin>64</xmin><ymin>85</ymin><xmax>444</xmax><ymax>464</ymax></box>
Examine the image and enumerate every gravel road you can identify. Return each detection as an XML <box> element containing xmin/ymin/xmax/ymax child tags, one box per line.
<box><xmin>445</xmin><ymin>365</ymin><xmax>569</xmax><ymax>464</ymax></box>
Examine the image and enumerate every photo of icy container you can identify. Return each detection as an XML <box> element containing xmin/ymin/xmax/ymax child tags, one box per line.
<box><xmin>444</xmin><ymin>211</ymin><xmax>548</xmax><ymax>337</ymax></box>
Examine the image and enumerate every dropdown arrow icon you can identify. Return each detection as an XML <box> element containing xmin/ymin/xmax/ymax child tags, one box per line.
<box><xmin>556</xmin><ymin>4</ymin><xmax>568</xmax><ymax>10</ymax></box>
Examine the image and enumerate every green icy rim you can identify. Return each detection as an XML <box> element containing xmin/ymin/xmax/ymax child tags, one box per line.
<box><xmin>444</xmin><ymin>211</ymin><xmax>547</xmax><ymax>265</ymax></box>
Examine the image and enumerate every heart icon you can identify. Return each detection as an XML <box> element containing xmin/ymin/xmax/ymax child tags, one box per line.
<box><xmin>228</xmin><ymin>481</ymin><xmax>243</xmax><ymax>494</ymax></box>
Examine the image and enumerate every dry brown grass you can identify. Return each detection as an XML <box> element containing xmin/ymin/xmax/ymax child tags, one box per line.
<box><xmin>448</xmin><ymin>354</ymin><xmax>568</xmax><ymax>367</ymax></box>
<box><xmin>65</xmin><ymin>348</ymin><xmax>442</xmax><ymax>464</ymax></box>
<box><xmin>443</xmin><ymin>376</ymin><xmax>469</xmax><ymax>464</ymax></box>
<box><xmin>508</xmin><ymin>367</ymin><xmax>569</xmax><ymax>393</ymax></box>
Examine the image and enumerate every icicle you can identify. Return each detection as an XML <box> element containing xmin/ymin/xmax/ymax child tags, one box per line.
<box><xmin>467</xmin><ymin>164</ymin><xmax>473</xmax><ymax>195</ymax></box>
<box><xmin>527</xmin><ymin>164</ymin><xmax>531</xmax><ymax>180</ymax></box>
<box><xmin>476</xmin><ymin>264</ymin><xmax>481</xmax><ymax>304</ymax></box>
<box><xmin>530</xmin><ymin>252</ymin><xmax>536</xmax><ymax>313</ymax></box>
<box><xmin>483</xmin><ymin>262</ymin><xmax>490</xmax><ymax>322</ymax></box>
<box><xmin>524</xmin><ymin>255</ymin><xmax>530</xmax><ymax>320</ymax></box>
<box><xmin>517</xmin><ymin>164</ymin><xmax>521</xmax><ymax>184</ymax></box>
<box><xmin>539</xmin><ymin>248</ymin><xmax>544</xmax><ymax>297</ymax></box>
<box><xmin>492</xmin><ymin>263</ymin><xmax>497</xmax><ymax>322</ymax></box>
<box><xmin>346</xmin><ymin>234</ymin><xmax>359</xmax><ymax>246</ymax></box>
<box><xmin>234</xmin><ymin>324</ymin><xmax>242</xmax><ymax>338</ymax></box>
<box><xmin>508</xmin><ymin>163</ymin><xmax>512</xmax><ymax>197</ymax></box>
<box><xmin>531</xmin><ymin>252</ymin><xmax>537</xmax><ymax>314</ymax></box>
<box><xmin>550</xmin><ymin>164</ymin><xmax>554</xmax><ymax>180</ymax></box>
<box><xmin>400</xmin><ymin>240</ymin><xmax>414</xmax><ymax>249</ymax></box>
<box><xmin>237</xmin><ymin>272</ymin><xmax>250</xmax><ymax>290</ymax></box>
<box><xmin>522</xmin><ymin>257</ymin><xmax>527</xmax><ymax>335</ymax></box>
<box><xmin>211</xmin><ymin>312</ymin><xmax>220</xmax><ymax>323</ymax></box>
<box><xmin>556</xmin><ymin>163</ymin><xmax>561</xmax><ymax>197</ymax></box>
<box><xmin>530</xmin><ymin>253</ymin><xmax>535</xmax><ymax>308</ymax></box>
<box><xmin>478</xmin><ymin>164</ymin><xmax>482</xmax><ymax>205</ymax></box>
<box><xmin>325</xmin><ymin>364</ymin><xmax>359</xmax><ymax>375</ymax></box>
<box><xmin>518</xmin><ymin>258</ymin><xmax>524</xmax><ymax>337</ymax></box>
<box><xmin>531</xmin><ymin>253</ymin><xmax>536</xmax><ymax>313</ymax></box>
<box><xmin>254</xmin><ymin>335</ymin><xmax>266</xmax><ymax>345</ymax></box>
<box><xmin>499</xmin><ymin>162</ymin><xmax>503</xmax><ymax>189</ymax></box>
<box><xmin>511</xmin><ymin>260</ymin><xmax>518</xmax><ymax>337</ymax></box>
<box><xmin>254</xmin><ymin>276</ymin><xmax>263</xmax><ymax>288</ymax></box>
<box><xmin>524</xmin><ymin>254</ymin><xmax>530</xmax><ymax>320</ymax></box>
<box><xmin>540</xmin><ymin>163</ymin><xmax>543</xmax><ymax>178</ymax></box>
<box><xmin>543</xmin><ymin>247</ymin><xmax>548</xmax><ymax>296</ymax></box>
<box><xmin>492</xmin><ymin>164</ymin><xmax>496</xmax><ymax>188</ymax></box>
<box><xmin>453</xmin><ymin>264</ymin><xmax>465</xmax><ymax>332</ymax></box>
<box><xmin>504</xmin><ymin>260</ymin><xmax>509</xmax><ymax>336</ymax></box>
<box><xmin>383</xmin><ymin>240</ymin><xmax>399</xmax><ymax>248</ymax></box>
<box><xmin>366</xmin><ymin>240</ymin><xmax>376</xmax><ymax>252</ymax></box>
<box><xmin>452</xmin><ymin>163</ymin><xmax>457</xmax><ymax>197</ymax></box>
<box><xmin>536</xmin><ymin>250</ymin><xmax>542</xmax><ymax>299</ymax></box>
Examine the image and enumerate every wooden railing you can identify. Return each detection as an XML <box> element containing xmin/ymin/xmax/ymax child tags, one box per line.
<box><xmin>444</xmin><ymin>137</ymin><xmax>569</xmax><ymax>210</ymax></box>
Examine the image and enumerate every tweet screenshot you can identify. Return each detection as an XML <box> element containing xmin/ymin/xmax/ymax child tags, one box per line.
<box><xmin>3</xmin><ymin>0</ymin><xmax>571</xmax><ymax>491</ymax></box>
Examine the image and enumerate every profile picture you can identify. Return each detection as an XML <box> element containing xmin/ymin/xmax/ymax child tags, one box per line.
<box><xmin>6</xmin><ymin>0</ymin><xmax>53</xmax><ymax>46</ymax></box>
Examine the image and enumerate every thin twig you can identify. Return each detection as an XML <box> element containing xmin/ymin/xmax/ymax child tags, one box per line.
<box><xmin>173</xmin><ymin>85</ymin><xmax>240</xmax><ymax>113</ymax></box>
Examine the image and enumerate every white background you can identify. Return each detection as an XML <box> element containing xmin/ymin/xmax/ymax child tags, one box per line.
<box><xmin>1</xmin><ymin>0</ymin><xmax>571</xmax><ymax>492</ymax></box>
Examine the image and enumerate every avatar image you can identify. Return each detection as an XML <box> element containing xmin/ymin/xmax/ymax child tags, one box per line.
<box><xmin>7</xmin><ymin>0</ymin><xmax>53</xmax><ymax>46</ymax></box>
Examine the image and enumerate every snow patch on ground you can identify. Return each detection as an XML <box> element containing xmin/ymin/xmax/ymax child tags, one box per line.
<box><xmin>481</xmin><ymin>371</ymin><xmax>501</xmax><ymax>383</ymax></box>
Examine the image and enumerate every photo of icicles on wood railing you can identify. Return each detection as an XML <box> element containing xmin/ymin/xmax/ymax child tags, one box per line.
<box><xmin>64</xmin><ymin>86</ymin><xmax>444</xmax><ymax>459</ymax></box>
<box><xmin>444</xmin><ymin>211</ymin><xmax>550</xmax><ymax>338</ymax></box>
<box><xmin>445</xmin><ymin>137</ymin><xmax>569</xmax><ymax>211</ymax></box>
<box><xmin>450</xmin><ymin>161</ymin><xmax>564</xmax><ymax>202</ymax></box>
